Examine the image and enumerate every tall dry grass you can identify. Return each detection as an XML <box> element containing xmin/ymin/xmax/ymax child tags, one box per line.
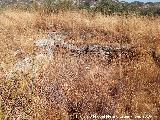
<box><xmin>0</xmin><ymin>9</ymin><xmax>160</xmax><ymax>69</ymax></box>
<box><xmin>0</xmin><ymin>8</ymin><xmax>160</xmax><ymax>120</ymax></box>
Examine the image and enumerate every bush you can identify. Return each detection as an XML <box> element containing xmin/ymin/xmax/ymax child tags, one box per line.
<box><xmin>43</xmin><ymin>0</ymin><xmax>75</xmax><ymax>13</ymax></box>
<box><xmin>140</xmin><ymin>7</ymin><xmax>160</xmax><ymax>16</ymax></box>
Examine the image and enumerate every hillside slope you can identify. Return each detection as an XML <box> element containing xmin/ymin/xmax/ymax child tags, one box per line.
<box><xmin>0</xmin><ymin>9</ymin><xmax>160</xmax><ymax>120</ymax></box>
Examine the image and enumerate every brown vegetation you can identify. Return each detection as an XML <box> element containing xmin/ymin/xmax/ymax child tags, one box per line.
<box><xmin>0</xmin><ymin>8</ymin><xmax>160</xmax><ymax>120</ymax></box>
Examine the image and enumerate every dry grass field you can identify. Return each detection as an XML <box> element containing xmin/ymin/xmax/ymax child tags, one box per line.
<box><xmin>0</xmin><ymin>8</ymin><xmax>160</xmax><ymax>120</ymax></box>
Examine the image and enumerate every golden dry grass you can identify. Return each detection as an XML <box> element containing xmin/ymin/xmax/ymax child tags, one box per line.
<box><xmin>0</xmin><ymin>9</ymin><xmax>160</xmax><ymax>62</ymax></box>
<box><xmin>0</xmin><ymin>8</ymin><xmax>160</xmax><ymax>120</ymax></box>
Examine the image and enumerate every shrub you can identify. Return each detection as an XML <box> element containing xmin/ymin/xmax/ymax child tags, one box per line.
<box><xmin>43</xmin><ymin>0</ymin><xmax>75</xmax><ymax>13</ymax></box>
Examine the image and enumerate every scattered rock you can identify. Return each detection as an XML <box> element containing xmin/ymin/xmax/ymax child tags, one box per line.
<box><xmin>6</xmin><ymin>31</ymin><xmax>138</xmax><ymax>80</ymax></box>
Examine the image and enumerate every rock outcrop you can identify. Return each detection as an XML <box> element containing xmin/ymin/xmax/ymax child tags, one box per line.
<box><xmin>6</xmin><ymin>31</ymin><xmax>139</xmax><ymax>80</ymax></box>
<box><xmin>3</xmin><ymin>31</ymin><xmax>160</xmax><ymax>120</ymax></box>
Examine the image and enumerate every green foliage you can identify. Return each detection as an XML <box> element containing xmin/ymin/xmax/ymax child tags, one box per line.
<box><xmin>43</xmin><ymin>0</ymin><xmax>75</xmax><ymax>13</ymax></box>
<box><xmin>1</xmin><ymin>0</ymin><xmax>160</xmax><ymax>16</ymax></box>
<box><xmin>94</xmin><ymin>0</ymin><xmax>160</xmax><ymax>16</ymax></box>
<box><xmin>140</xmin><ymin>7</ymin><xmax>160</xmax><ymax>16</ymax></box>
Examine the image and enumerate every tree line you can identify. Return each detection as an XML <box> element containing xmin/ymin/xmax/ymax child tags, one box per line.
<box><xmin>1</xmin><ymin>0</ymin><xmax>160</xmax><ymax>16</ymax></box>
